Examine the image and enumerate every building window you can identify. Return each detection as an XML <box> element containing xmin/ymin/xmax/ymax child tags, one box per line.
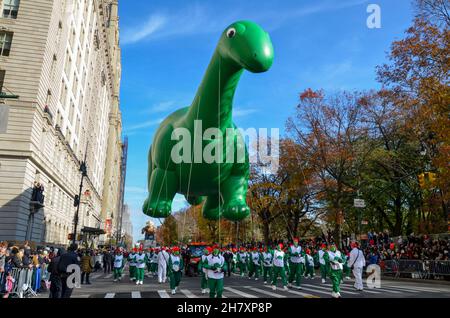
<box><xmin>2</xmin><ymin>0</ymin><xmax>20</xmax><ymax>19</ymax></box>
<box><xmin>0</xmin><ymin>32</ymin><xmax>13</xmax><ymax>56</ymax></box>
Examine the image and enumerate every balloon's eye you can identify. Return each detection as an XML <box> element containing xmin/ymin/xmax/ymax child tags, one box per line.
<box><xmin>227</xmin><ymin>28</ymin><xmax>236</xmax><ymax>38</ymax></box>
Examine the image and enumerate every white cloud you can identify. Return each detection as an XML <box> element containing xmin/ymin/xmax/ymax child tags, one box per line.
<box><xmin>124</xmin><ymin>118</ymin><xmax>164</xmax><ymax>132</ymax></box>
<box><xmin>122</xmin><ymin>14</ymin><xmax>167</xmax><ymax>45</ymax></box>
<box><xmin>233</xmin><ymin>108</ymin><xmax>258</xmax><ymax>118</ymax></box>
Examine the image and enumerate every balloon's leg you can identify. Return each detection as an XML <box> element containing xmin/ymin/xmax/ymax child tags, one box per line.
<box><xmin>143</xmin><ymin>167</ymin><xmax>177</xmax><ymax>218</ymax></box>
<box><xmin>202</xmin><ymin>195</ymin><xmax>222</xmax><ymax>220</ymax></box>
<box><xmin>221</xmin><ymin>176</ymin><xmax>250</xmax><ymax>221</ymax></box>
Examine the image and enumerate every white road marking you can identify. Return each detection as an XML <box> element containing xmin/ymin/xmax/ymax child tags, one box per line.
<box><xmin>302</xmin><ymin>283</ymin><xmax>358</xmax><ymax>295</ymax></box>
<box><xmin>262</xmin><ymin>285</ymin><xmax>319</xmax><ymax>298</ymax></box>
<box><xmin>243</xmin><ymin>286</ymin><xmax>286</xmax><ymax>298</ymax></box>
<box><xmin>224</xmin><ymin>287</ymin><xmax>258</xmax><ymax>298</ymax></box>
<box><xmin>131</xmin><ymin>291</ymin><xmax>141</xmax><ymax>298</ymax></box>
<box><xmin>104</xmin><ymin>293</ymin><xmax>115</xmax><ymax>298</ymax></box>
<box><xmin>158</xmin><ymin>290</ymin><xmax>171</xmax><ymax>298</ymax></box>
<box><xmin>180</xmin><ymin>289</ymin><xmax>198</xmax><ymax>298</ymax></box>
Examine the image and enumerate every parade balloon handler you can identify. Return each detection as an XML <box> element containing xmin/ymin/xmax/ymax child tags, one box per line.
<box><xmin>145</xmin><ymin>248</ymin><xmax>152</xmax><ymax>278</ymax></box>
<box><xmin>128</xmin><ymin>248</ymin><xmax>137</xmax><ymax>282</ymax></box>
<box><xmin>349</xmin><ymin>241</ymin><xmax>366</xmax><ymax>291</ymax></box>
<box><xmin>342</xmin><ymin>250</ymin><xmax>351</xmax><ymax>281</ymax></box>
<box><xmin>328</xmin><ymin>243</ymin><xmax>344</xmax><ymax>298</ymax></box>
<box><xmin>205</xmin><ymin>245</ymin><xmax>227</xmax><ymax>298</ymax></box>
<box><xmin>271</xmin><ymin>243</ymin><xmax>288</xmax><ymax>291</ymax></box>
<box><xmin>249</xmin><ymin>247</ymin><xmax>262</xmax><ymax>280</ymax></box>
<box><xmin>168</xmin><ymin>247</ymin><xmax>183</xmax><ymax>295</ymax></box>
<box><xmin>157</xmin><ymin>247</ymin><xmax>170</xmax><ymax>284</ymax></box>
<box><xmin>135</xmin><ymin>247</ymin><xmax>148</xmax><ymax>285</ymax></box>
<box><xmin>199</xmin><ymin>246</ymin><xmax>211</xmax><ymax>294</ymax></box>
<box><xmin>113</xmin><ymin>248</ymin><xmax>125</xmax><ymax>282</ymax></box>
<box><xmin>223</xmin><ymin>247</ymin><xmax>234</xmax><ymax>277</ymax></box>
<box><xmin>288</xmin><ymin>238</ymin><xmax>303</xmax><ymax>289</ymax></box>
<box><xmin>231</xmin><ymin>248</ymin><xmax>238</xmax><ymax>273</ymax></box>
<box><xmin>237</xmin><ymin>247</ymin><xmax>248</xmax><ymax>277</ymax></box>
<box><xmin>304</xmin><ymin>249</ymin><xmax>315</xmax><ymax>279</ymax></box>
<box><xmin>150</xmin><ymin>248</ymin><xmax>159</xmax><ymax>278</ymax></box>
<box><xmin>142</xmin><ymin>21</ymin><xmax>274</xmax><ymax>223</ymax></box>
<box><xmin>318</xmin><ymin>243</ymin><xmax>330</xmax><ymax>283</ymax></box>
<box><xmin>262</xmin><ymin>246</ymin><xmax>274</xmax><ymax>284</ymax></box>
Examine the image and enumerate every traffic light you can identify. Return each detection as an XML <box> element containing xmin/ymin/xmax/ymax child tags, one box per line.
<box><xmin>74</xmin><ymin>195</ymin><xmax>80</xmax><ymax>207</ymax></box>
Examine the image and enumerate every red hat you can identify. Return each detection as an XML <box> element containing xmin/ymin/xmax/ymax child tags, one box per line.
<box><xmin>172</xmin><ymin>247</ymin><xmax>180</xmax><ymax>252</ymax></box>
<box><xmin>321</xmin><ymin>244</ymin><xmax>327</xmax><ymax>249</ymax></box>
<box><xmin>306</xmin><ymin>249</ymin><xmax>311</xmax><ymax>255</ymax></box>
<box><xmin>133</xmin><ymin>247</ymin><xmax>137</xmax><ymax>252</ymax></box>
<box><xmin>232</xmin><ymin>248</ymin><xmax>237</xmax><ymax>253</ymax></box>
<box><xmin>293</xmin><ymin>238</ymin><xmax>299</xmax><ymax>242</ymax></box>
<box><xmin>278</xmin><ymin>243</ymin><xmax>283</xmax><ymax>249</ymax></box>
<box><xmin>240</xmin><ymin>246</ymin><xmax>245</xmax><ymax>250</ymax></box>
<box><xmin>206</xmin><ymin>247</ymin><xmax>213</xmax><ymax>253</ymax></box>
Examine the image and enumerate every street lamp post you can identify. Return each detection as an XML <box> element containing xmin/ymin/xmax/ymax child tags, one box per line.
<box><xmin>73</xmin><ymin>160</ymin><xmax>87</xmax><ymax>245</ymax></box>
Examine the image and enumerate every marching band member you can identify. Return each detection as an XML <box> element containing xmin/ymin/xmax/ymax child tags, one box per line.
<box><xmin>205</xmin><ymin>245</ymin><xmax>227</xmax><ymax>298</ymax></box>
<box><xmin>168</xmin><ymin>247</ymin><xmax>183</xmax><ymax>294</ymax></box>
<box><xmin>237</xmin><ymin>247</ymin><xmax>248</xmax><ymax>277</ymax></box>
<box><xmin>271</xmin><ymin>243</ymin><xmax>288</xmax><ymax>291</ymax></box>
<box><xmin>262</xmin><ymin>246</ymin><xmax>273</xmax><ymax>284</ymax></box>
<box><xmin>328</xmin><ymin>243</ymin><xmax>344</xmax><ymax>298</ymax></box>
<box><xmin>288</xmin><ymin>238</ymin><xmax>303</xmax><ymax>289</ymax></box>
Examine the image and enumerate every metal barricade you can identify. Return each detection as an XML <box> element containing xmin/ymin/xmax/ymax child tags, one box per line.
<box><xmin>381</xmin><ymin>259</ymin><xmax>450</xmax><ymax>280</ymax></box>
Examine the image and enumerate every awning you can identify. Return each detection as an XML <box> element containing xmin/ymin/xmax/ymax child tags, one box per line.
<box><xmin>81</xmin><ymin>227</ymin><xmax>106</xmax><ymax>235</ymax></box>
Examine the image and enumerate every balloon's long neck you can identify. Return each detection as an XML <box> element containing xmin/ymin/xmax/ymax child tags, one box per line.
<box><xmin>189</xmin><ymin>50</ymin><xmax>244</xmax><ymax>130</ymax></box>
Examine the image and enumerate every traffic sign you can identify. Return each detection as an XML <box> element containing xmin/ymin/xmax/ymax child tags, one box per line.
<box><xmin>354</xmin><ymin>199</ymin><xmax>366</xmax><ymax>208</ymax></box>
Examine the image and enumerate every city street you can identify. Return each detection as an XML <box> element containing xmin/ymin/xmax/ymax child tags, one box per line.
<box><xmin>37</xmin><ymin>267</ymin><xmax>450</xmax><ymax>299</ymax></box>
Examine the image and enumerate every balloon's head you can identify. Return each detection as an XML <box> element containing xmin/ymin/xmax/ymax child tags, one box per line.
<box><xmin>218</xmin><ymin>21</ymin><xmax>274</xmax><ymax>73</ymax></box>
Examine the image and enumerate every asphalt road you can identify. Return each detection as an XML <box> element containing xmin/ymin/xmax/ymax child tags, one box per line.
<box><xmin>36</xmin><ymin>266</ymin><xmax>450</xmax><ymax>299</ymax></box>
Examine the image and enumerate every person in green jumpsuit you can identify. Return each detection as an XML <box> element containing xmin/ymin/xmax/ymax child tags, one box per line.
<box><xmin>328</xmin><ymin>243</ymin><xmax>344</xmax><ymax>298</ymax></box>
<box><xmin>237</xmin><ymin>247</ymin><xmax>248</xmax><ymax>277</ymax></box>
<box><xmin>304</xmin><ymin>248</ymin><xmax>315</xmax><ymax>279</ymax></box>
<box><xmin>248</xmin><ymin>247</ymin><xmax>262</xmax><ymax>280</ymax></box>
<box><xmin>128</xmin><ymin>248</ymin><xmax>137</xmax><ymax>281</ymax></box>
<box><xmin>205</xmin><ymin>246</ymin><xmax>227</xmax><ymax>298</ymax></box>
<box><xmin>288</xmin><ymin>238</ymin><xmax>303</xmax><ymax>289</ymax></box>
<box><xmin>168</xmin><ymin>247</ymin><xmax>183</xmax><ymax>294</ymax></box>
<box><xmin>135</xmin><ymin>248</ymin><xmax>148</xmax><ymax>285</ymax></box>
<box><xmin>271</xmin><ymin>243</ymin><xmax>288</xmax><ymax>291</ymax></box>
<box><xmin>342</xmin><ymin>251</ymin><xmax>351</xmax><ymax>281</ymax></box>
<box><xmin>318</xmin><ymin>243</ymin><xmax>330</xmax><ymax>283</ymax></box>
<box><xmin>113</xmin><ymin>248</ymin><xmax>125</xmax><ymax>282</ymax></box>
<box><xmin>262</xmin><ymin>246</ymin><xmax>273</xmax><ymax>284</ymax></box>
<box><xmin>198</xmin><ymin>246</ymin><xmax>211</xmax><ymax>294</ymax></box>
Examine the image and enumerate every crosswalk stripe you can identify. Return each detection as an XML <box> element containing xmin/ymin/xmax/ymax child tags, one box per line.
<box><xmin>104</xmin><ymin>274</ymin><xmax>113</xmax><ymax>279</ymax></box>
<box><xmin>386</xmin><ymin>285</ymin><xmax>443</xmax><ymax>293</ymax></box>
<box><xmin>131</xmin><ymin>291</ymin><xmax>141</xmax><ymax>298</ymax></box>
<box><xmin>262</xmin><ymin>285</ymin><xmax>319</xmax><ymax>298</ymax></box>
<box><xmin>302</xmin><ymin>283</ymin><xmax>358</xmax><ymax>295</ymax></box>
<box><xmin>224</xmin><ymin>287</ymin><xmax>258</xmax><ymax>298</ymax></box>
<box><xmin>325</xmin><ymin>284</ymin><xmax>381</xmax><ymax>294</ymax></box>
<box><xmin>296</xmin><ymin>286</ymin><xmax>331</xmax><ymax>296</ymax></box>
<box><xmin>158</xmin><ymin>290</ymin><xmax>171</xmax><ymax>298</ymax></box>
<box><xmin>375</xmin><ymin>286</ymin><xmax>419</xmax><ymax>293</ymax></box>
<box><xmin>180</xmin><ymin>289</ymin><xmax>198</xmax><ymax>298</ymax></box>
<box><xmin>105</xmin><ymin>293</ymin><xmax>115</xmax><ymax>298</ymax></box>
<box><xmin>243</xmin><ymin>286</ymin><xmax>286</xmax><ymax>298</ymax></box>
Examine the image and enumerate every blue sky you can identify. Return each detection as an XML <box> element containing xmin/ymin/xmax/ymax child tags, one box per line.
<box><xmin>118</xmin><ymin>0</ymin><xmax>415</xmax><ymax>242</ymax></box>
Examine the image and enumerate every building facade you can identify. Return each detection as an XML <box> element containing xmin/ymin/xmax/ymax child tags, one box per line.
<box><xmin>0</xmin><ymin>0</ymin><xmax>123</xmax><ymax>246</ymax></box>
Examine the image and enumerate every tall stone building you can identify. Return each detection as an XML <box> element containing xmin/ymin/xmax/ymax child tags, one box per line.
<box><xmin>0</xmin><ymin>0</ymin><xmax>123</xmax><ymax>246</ymax></box>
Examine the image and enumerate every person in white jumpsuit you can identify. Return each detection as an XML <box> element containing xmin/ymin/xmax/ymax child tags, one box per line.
<box><xmin>157</xmin><ymin>247</ymin><xmax>170</xmax><ymax>284</ymax></box>
<box><xmin>348</xmin><ymin>241</ymin><xmax>366</xmax><ymax>291</ymax></box>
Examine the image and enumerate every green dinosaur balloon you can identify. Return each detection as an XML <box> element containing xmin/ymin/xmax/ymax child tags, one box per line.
<box><xmin>142</xmin><ymin>21</ymin><xmax>274</xmax><ymax>221</ymax></box>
